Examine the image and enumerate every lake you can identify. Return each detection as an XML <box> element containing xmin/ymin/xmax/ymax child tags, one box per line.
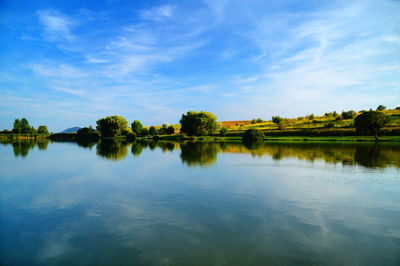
<box><xmin>1</xmin><ymin>139</ymin><xmax>400</xmax><ymax>265</ymax></box>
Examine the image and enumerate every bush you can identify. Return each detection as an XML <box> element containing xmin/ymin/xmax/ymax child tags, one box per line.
<box><xmin>167</xmin><ymin>126</ymin><xmax>175</xmax><ymax>135</ymax></box>
<box><xmin>308</xmin><ymin>114</ymin><xmax>315</xmax><ymax>120</ymax></box>
<box><xmin>376</xmin><ymin>105</ymin><xmax>386</xmax><ymax>111</ymax></box>
<box><xmin>341</xmin><ymin>110</ymin><xmax>356</xmax><ymax>119</ymax></box>
<box><xmin>126</xmin><ymin>132</ymin><xmax>136</xmax><ymax>141</ymax></box>
<box><xmin>242</xmin><ymin>129</ymin><xmax>265</xmax><ymax>142</ymax></box>
<box><xmin>272</xmin><ymin>116</ymin><xmax>283</xmax><ymax>124</ymax></box>
<box><xmin>131</xmin><ymin>120</ymin><xmax>143</xmax><ymax>135</ymax></box>
<box><xmin>219</xmin><ymin>127</ymin><xmax>228</xmax><ymax>137</ymax></box>
<box><xmin>149</xmin><ymin>126</ymin><xmax>157</xmax><ymax>136</ymax></box>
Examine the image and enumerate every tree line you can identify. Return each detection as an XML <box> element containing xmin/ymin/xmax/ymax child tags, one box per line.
<box><xmin>1</xmin><ymin>118</ymin><xmax>49</xmax><ymax>135</ymax></box>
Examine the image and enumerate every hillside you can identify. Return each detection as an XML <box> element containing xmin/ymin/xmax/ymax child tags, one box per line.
<box><xmin>60</xmin><ymin>127</ymin><xmax>81</xmax><ymax>133</ymax></box>
<box><xmin>223</xmin><ymin>108</ymin><xmax>400</xmax><ymax>136</ymax></box>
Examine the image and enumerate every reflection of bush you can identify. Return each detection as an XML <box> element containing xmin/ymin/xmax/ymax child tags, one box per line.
<box><xmin>96</xmin><ymin>140</ymin><xmax>128</xmax><ymax>161</ymax></box>
<box><xmin>37</xmin><ymin>140</ymin><xmax>49</xmax><ymax>150</ymax></box>
<box><xmin>180</xmin><ymin>142</ymin><xmax>220</xmax><ymax>166</ymax></box>
<box><xmin>131</xmin><ymin>142</ymin><xmax>144</xmax><ymax>157</ymax></box>
<box><xmin>77</xmin><ymin>139</ymin><xmax>97</xmax><ymax>149</ymax></box>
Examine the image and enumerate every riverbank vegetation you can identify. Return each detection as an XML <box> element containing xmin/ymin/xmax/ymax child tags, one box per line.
<box><xmin>2</xmin><ymin>106</ymin><xmax>399</xmax><ymax>142</ymax></box>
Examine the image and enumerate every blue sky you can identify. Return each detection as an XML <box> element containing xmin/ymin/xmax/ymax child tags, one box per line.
<box><xmin>1</xmin><ymin>0</ymin><xmax>399</xmax><ymax>132</ymax></box>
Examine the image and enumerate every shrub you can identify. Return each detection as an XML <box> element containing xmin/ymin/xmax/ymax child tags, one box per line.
<box><xmin>126</xmin><ymin>132</ymin><xmax>137</xmax><ymax>141</ymax></box>
<box><xmin>242</xmin><ymin>129</ymin><xmax>265</xmax><ymax>142</ymax></box>
<box><xmin>376</xmin><ymin>105</ymin><xmax>386</xmax><ymax>111</ymax></box>
<box><xmin>219</xmin><ymin>127</ymin><xmax>228</xmax><ymax>137</ymax></box>
<box><xmin>272</xmin><ymin>116</ymin><xmax>283</xmax><ymax>124</ymax></box>
<box><xmin>341</xmin><ymin>110</ymin><xmax>356</xmax><ymax>119</ymax></box>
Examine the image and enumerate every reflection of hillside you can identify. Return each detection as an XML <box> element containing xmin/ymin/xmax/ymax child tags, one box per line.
<box><xmin>96</xmin><ymin>140</ymin><xmax>128</xmax><ymax>161</ymax></box>
<box><xmin>220</xmin><ymin>142</ymin><xmax>400</xmax><ymax>169</ymax></box>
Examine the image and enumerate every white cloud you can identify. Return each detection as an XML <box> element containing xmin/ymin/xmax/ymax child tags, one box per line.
<box><xmin>140</xmin><ymin>5</ymin><xmax>175</xmax><ymax>21</ymax></box>
<box><xmin>37</xmin><ymin>9</ymin><xmax>76</xmax><ymax>41</ymax></box>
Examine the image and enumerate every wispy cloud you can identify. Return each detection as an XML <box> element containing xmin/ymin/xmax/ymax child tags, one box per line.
<box><xmin>140</xmin><ymin>5</ymin><xmax>175</xmax><ymax>21</ymax></box>
<box><xmin>1</xmin><ymin>1</ymin><xmax>399</xmax><ymax>130</ymax></box>
<box><xmin>37</xmin><ymin>9</ymin><xmax>76</xmax><ymax>42</ymax></box>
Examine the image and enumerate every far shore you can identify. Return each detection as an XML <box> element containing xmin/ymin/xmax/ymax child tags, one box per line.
<box><xmin>1</xmin><ymin>133</ymin><xmax>400</xmax><ymax>143</ymax></box>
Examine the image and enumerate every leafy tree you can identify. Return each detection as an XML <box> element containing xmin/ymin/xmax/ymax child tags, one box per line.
<box><xmin>354</xmin><ymin>111</ymin><xmax>390</xmax><ymax>141</ymax></box>
<box><xmin>167</xmin><ymin>125</ymin><xmax>175</xmax><ymax>135</ymax></box>
<box><xmin>251</xmin><ymin>119</ymin><xmax>256</xmax><ymax>124</ymax></box>
<box><xmin>96</xmin><ymin>115</ymin><xmax>128</xmax><ymax>137</ymax></box>
<box><xmin>141</xmin><ymin>128</ymin><xmax>149</xmax><ymax>136</ymax></box>
<box><xmin>242</xmin><ymin>129</ymin><xmax>265</xmax><ymax>142</ymax></box>
<box><xmin>219</xmin><ymin>127</ymin><xmax>228</xmax><ymax>137</ymax></box>
<box><xmin>341</xmin><ymin>110</ymin><xmax>356</xmax><ymax>119</ymax></box>
<box><xmin>180</xmin><ymin>111</ymin><xmax>218</xmax><ymax>136</ymax></box>
<box><xmin>272</xmin><ymin>116</ymin><xmax>283</xmax><ymax>124</ymax></box>
<box><xmin>37</xmin><ymin>125</ymin><xmax>49</xmax><ymax>134</ymax></box>
<box><xmin>13</xmin><ymin>119</ymin><xmax>21</xmax><ymax>133</ymax></box>
<box><xmin>131</xmin><ymin>120</ymin><xmax>143</xmax><ymax>135</ymax></box>
<box><xmin>256</xmin><ymin>118</ymin><xmax>263</xmax><ymax>123</ymax></box>
<box><xmin>308</xmin><ymin>114</ymin><xmax>315</xmax><ymax>120</ymax></box>
<box><xmin>149</xmin><ymin>126</ymin><xmax>157</xmax><ymax>136</ymax></box>
<box><xmin>158</xmin><ymin>123</ymin><xmax>168</xmax><ymax>135</ymax></box>
<box><xmin>13</xmin><ymin>118</ymin><xmax>35</xmax><ymax>133</ymax></box>
<box><xmin>376</xmin><ymin>105</ymin><xmax>386</xmax><ymax>111</ymax></box>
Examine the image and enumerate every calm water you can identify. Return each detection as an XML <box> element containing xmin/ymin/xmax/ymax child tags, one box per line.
<box><xmin>1</xmin><ymin>140</ymin><xmax>400</xmax><ymax>266</ymax></box>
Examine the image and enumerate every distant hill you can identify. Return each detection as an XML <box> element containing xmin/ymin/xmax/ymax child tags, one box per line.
<box><xmin>60</xmin><ymin>127</ymin><xmax>81</xmax><ymax>133</ymax></box>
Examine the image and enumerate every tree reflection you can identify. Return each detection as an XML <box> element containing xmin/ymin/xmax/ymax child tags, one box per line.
<box><xmin>96</xmin><ymin>140</ymin><xmax>128</xmax><ymax>161</ymax></box>
<box><xmin>12</xmin><ymin>140</ymin><xmax>36</xmax><ymax>157</ymax></box>
<box><xmin>131</xmin><ymin>142</ymin><xmax>144</xmax><ymax>157</ymax></box>
<box><xmin>180</xmin><ymin>142</ymin><xmax>219</xmax><ymax>166</ymax></box>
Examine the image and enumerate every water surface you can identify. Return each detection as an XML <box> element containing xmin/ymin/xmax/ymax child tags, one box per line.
<box><xmin>1</xmin><ymin>140</ymin><xmax>400</xmax><ymax>265</ymax></box>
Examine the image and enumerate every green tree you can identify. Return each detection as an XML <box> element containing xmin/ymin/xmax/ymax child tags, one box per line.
<box><xmin>219</xmin><ymin>127</ymin><xmax>228</xmax><ymax>137</ymax></box>
<box><xmin>37</xmin><ymin>125</ymin><xmax>49</xmax><ymax>134</ymax></box>
<box><xmin>376</xmin><ymin>105</ymin><xmax>386</xmax><ymax>111</ymax></box>
<box><xmin>13</xmin><ymin>118</ymin><xmax>35</xmax><ymax>133</ymax></box>
<box><xmin>341</xmin><ymin>110</ymin><xmax>356</xmax><ymax>119</ymax></box>
<box><xmin>131</xmin><ymin>120</ymin><xmax>143</xmax><ymax>135</ymax></box>
<box><xmin>141</xmin><ymin>128</ymin><xmax>149</xmax><ymax>136</ymax></box>
<box><xmin>242</xmin><ymin>129</ymin><xmax>265</xmax><ymax>142</ymax></box>
<box><xmin>96</xmin><ymin>115</ymin><xmax>128</xmax><ymax>137</ymax></box>
<box><xmin>13</xmin><ymin>119</ymin><xmax>21</xmax><ymax>133</ymax></box>
<box><xmin>149</xmin><ymin>126</ymin><xmax>157</xmax><ymax>136</ymax></box>
<box><xmin>354</xmin><ymin>111</ymin><xmax>390</xmax><ymax>141</ymax></box>
<box><xmin>272</xmin><ymin>116</ymin><xmax>283</xmax><ymax>124</ymax></box>
<box><xmin>180</xmin><ymin>111</ymin><xmax>218</xmax><ymax>136</ymax></box>
<box><xmin>167</xmin><ymin>125</ymin><xmax>175</xmax><ymax>135</ymax></box>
